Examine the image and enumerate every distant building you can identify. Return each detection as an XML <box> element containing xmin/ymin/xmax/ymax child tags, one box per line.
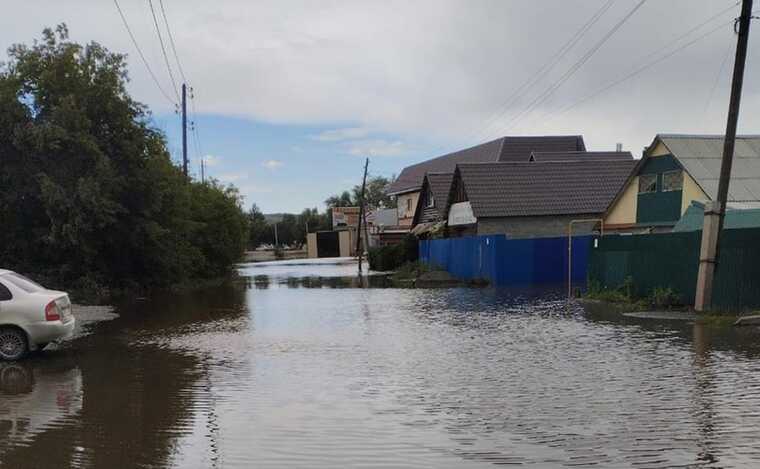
<box><xmin>444</xmin><ymin>155</ymin><xmax>635</xmax><ymax>238</ymax></box>
<box><xmin>604</xmin><ymin>134</ymin><xmax>760</xmax><ymax>233</ymax></box>
<box><xmin>386</xmin><ymin>135</ymin><xmax>587</xmax><ymax>227</ymax></box>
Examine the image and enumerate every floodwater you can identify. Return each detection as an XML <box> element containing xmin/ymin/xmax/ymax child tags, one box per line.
<box><xmin>3</xmin><ymin>258</ymin><xmax>760</xmax><ymax>468</ymax></box>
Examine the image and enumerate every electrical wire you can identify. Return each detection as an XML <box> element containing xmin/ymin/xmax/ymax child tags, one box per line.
<box><xmin>158</xmin><ymin>0</ymin><xmax>187</xmax><ymax>83</ymax></box>
<box><xmin>113</xmin><ymin>0</ymin><xmax>177</xmax><ymax>107</ymax></box>
<box><xmin>702</xmin><ymin>37</ymin><xmax>734</xmax><ymax>118</ymax></box>
<box><xmin>500</xmin><ymin>0</ymin><xmax>648</xmax><ymax>134</ymax></box>
<box><xmin>468</xmin><ymin>0</ymin><xmax>617</xmax><ymax>143</ymax></box>
<box><xmin>148</xmin><ymin>0</ymin><xmax>181</xmax><ymax>103</ymax></box>
<box><xmin>532</xmin><ymin>2</ymin><xmax>738</xmax><ymax>126</ymax></box>
<box><xmin>545</xmin><ymin>18</ymin><xmax>734</xmax><ymax>122</ymax></box>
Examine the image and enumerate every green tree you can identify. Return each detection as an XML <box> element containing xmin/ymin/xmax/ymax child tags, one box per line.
<box><xmin>0</xmin><ymin>25</ymin><xmax>249</xmax><ymax>296</ymax></box>
<box><xmin>324</xmin><ymin>190</ymin><xmax>354</xmax><ymax>208</ymax></box>
<box><xmin>247</xmin><ymin>204</ymin><xmax>269</xmax><ymax>248</ymax></box>
<box><xmin>352</xmin><ymin>175</ymin><xmax>396</xmax><ymax>209</ymax></box>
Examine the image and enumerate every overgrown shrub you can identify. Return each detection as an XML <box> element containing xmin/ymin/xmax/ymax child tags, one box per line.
<box><xmin>0</xmin><ymin>26</ymin><xmax>249</xmax><ymax>299</ymax></box>
<box><xmin>368</xmin><ymin>235</ymin><xmax>419</xmax><ymax>271</ymax></box>
<box><xmin>649</xmin><ymin>287</ymin><xmax>680</xmax><ymax>309</ymax></box>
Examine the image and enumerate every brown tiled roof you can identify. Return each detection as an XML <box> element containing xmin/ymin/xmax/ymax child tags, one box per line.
<box><xmin>530</xmin><ymin>151</ymin><xmax>633</xmax><ymax>162</ymax></box>
<box><xmin>426</xmin><ymin>172</ymin><xmax>455</xmax><ymax>218</ymax></box>
<box><xmin>455</xmin><ymin>159</ymin><xmax>636</xmax><ymax>218</ymax></box>
<box><xmin>387</xmin><ymin>135</ymin><xmax>586</xmax><ymax>194</ymax></box>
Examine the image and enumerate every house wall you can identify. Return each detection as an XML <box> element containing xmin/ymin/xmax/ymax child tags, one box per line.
<box><xmin>604</xmin><ymin>143</ymin><xmax>710</xmax><ymax>231</ymax></box>
<box><xmin>682</xmin><ymin>173</ymin><xmax>708</xmax><ymax>214</ymax></box>
<box><xmin>339</xmin><ymin>231</ymin><xmax>352</xmax><ymax>257</ymax></box>
<box><xmin>476</xmin><ymin>215</ymin><xmax>600</xmax><ymax>239</ymax></box>
<box><xmin>605</xmin><ymin>176</ymin><xmax>639</xmax><ymax>226</ymax></box>
<box><xmin>307</xmin><ymin>233</ymin><xmax>318</xmax><ymax>258</ymax></box>
<box><xmin>396</xmin><ymin>191</ymin><xmax>420</xmax><ymax>226</ymax></box>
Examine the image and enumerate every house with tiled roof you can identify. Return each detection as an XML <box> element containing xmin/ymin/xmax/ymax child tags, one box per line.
<box><xmin>604</xmin><ymin>134</ymin><xmax>760</xmax><ymax>233</ymax></box>
<box><xmin>410</xmin><ymin>172</ymin><xmax>454</xmax><ymax>233</ymax></box>
<box><xmin>387</xmin><ymin>135</ymin><xmax>586</xmax><ymax>226</ymax></box>
<box><xmin>444</xmin><ymin>155</ymin><xmax>635</xmax><ymax>239</ymax></box>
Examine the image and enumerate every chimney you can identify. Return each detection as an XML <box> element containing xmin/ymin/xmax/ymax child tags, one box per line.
<box><xmin>616</xmin><ymin>143</ymin><xmax>623</xmax><ymax>152</ymax></box>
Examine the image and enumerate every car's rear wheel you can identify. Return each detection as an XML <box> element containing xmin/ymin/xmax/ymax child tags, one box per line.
<box><xmin>0</xmin><ymin>327</ymin><xmax>28</xmax><ymax>361</ymax></box>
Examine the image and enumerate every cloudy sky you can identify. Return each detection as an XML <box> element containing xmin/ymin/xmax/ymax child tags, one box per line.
<box><xmin>2</xmin><ymin>0</ymin><xmax>758</xmax><ymax>213</ymax></box>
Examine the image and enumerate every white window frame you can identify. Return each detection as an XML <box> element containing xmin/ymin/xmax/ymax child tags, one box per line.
<box><xmin>426</xmin><ymin>191</ymin><xmax>435</xmax><ymax>208</ymax></box>
<box><xmin>661</xmin><ymin>170</ymin><xmax>683</xmax><ymax>192</ymax></box>
<box><xmin>638</xmin><ymin>174</ymin><xmax>657</xmax><ymax>194</ymax></box>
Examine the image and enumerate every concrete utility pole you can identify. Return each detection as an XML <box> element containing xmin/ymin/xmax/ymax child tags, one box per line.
<box><xmin>695</xmin><ymin>0</ymin><xmax>754</xmax><ymax>311</ymax></box>
<box><xmin>356</xmin><ymin>158</ymin><xmax>369</xmax><ymax>274</ymax></box>
<box><xmin>182</xmin><ymin>83</ymin><xmax>188</xmax><ymax>177</ymax></box>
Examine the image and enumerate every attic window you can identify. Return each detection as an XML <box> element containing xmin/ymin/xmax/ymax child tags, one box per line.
<box><xmin>639</xmin><ymin>174</ymin><xmax>657</xmax><ymax>193</ymax></box>
<box><xmin>662</xmin><ymin>170</ymin><xmax>683</xmax><ymax>192</ymax></box>
<box><xmin>426</xmin><ymin>191</ymin><xmax>435</xmax><ymax>208</ymax></box>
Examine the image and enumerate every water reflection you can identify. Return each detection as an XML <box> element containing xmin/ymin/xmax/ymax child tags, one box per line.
<box><xmin>3</xmin><ymin>260</ymin><xmax>760</xmax><ymax>468</ymax></box>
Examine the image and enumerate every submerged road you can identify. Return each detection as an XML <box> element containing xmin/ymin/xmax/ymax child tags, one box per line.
<box><xmin>2</xmin><ymin>258</ymin><xmax>760</xmax><ymax>468</ymax></box>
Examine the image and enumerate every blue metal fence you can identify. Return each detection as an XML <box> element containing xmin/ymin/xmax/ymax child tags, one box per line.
<box><xmin>419</xmin><ymin>234</ymin><xmax>593</xmax><ymax>286</ymax></box>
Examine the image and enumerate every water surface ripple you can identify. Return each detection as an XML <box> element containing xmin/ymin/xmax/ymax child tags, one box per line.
<box><xmin>3</xmin><ymin>258</ymin><xmax>760</xmax><ymax>468</ymax></box>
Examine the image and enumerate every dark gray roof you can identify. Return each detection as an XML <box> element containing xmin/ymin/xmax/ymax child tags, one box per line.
<box><xmin>456</xmin><ymin>159</ymin><xmax>636</xmax><ymax>218</ymax></box>
<box><xmin>530</xmin><ymin>151</ymin><xmax>633</xmax><ymax>162</ymax></box>
<box><xmin>387</xmin><ymin>135</ymin><xmax>585</xmax><ymax>194</ymax></box>
<box><xmin>425</xmin><ymin>172</ymin><xmax>454</xmax><ymax>218</ymax></box>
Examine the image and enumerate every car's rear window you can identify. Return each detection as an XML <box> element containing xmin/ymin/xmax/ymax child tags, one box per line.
<box><xmin>1</xmin><ymin>273</ymin><xmax>45</xmax><ymax>293</ymax></box>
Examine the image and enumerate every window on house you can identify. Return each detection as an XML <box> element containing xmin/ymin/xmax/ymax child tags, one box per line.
<box><xmin>638</xmin><ymin>174</ymin><xmax>657</xmax><ymax>193</ymax></box>
<box><xmin>406</xmin><ymin>198</ymin><xmax>413</xmax><ymax>213</ymax></box>
<box><xmin>426</xmin><ymin>191</ymin><xmax>435</xmax><ymax>208</ymax></box>
<box><xmin>662</xmin><ymin>170</ymin><xmax>683</xmax><ymax>192</ymax></box>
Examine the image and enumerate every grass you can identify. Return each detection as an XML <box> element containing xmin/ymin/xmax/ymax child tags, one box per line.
<box><xmin>391</xmin><ymin>261</ymin><xmax>435</xmax><ymax>282</ymax></box>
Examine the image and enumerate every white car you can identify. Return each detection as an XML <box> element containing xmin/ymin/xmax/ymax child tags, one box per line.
<box><xmin>0</xmin><ymin>270</ymin><xmax>75</xmax><ymax>361</ymax></box>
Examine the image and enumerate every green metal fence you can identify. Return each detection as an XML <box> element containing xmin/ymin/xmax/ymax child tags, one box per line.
<box><xmin>588</xmin><ymin>227</ymin><xmax>760</xmax><ymax>311</ymax></box>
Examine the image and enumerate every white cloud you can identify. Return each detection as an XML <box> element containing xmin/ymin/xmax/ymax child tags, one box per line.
<box><xmin>203</xmin><ymin>154</ymin><xmax>221</xmax><ymax>167</ymax></box>
<box><xmin>217</xmin><ymin>172</ymin><xmax>248</xmax><ymax>183</ymax></box>
<box><xmin>4</xmin><ymin>1</ymin><xmax>759</xmax><ymax>153</ymax></box>
<box><xmin>262</xmin><ymin>159</ymin><xmax>284</xmax><ymax>170</ymax></box>
<box><xmin>311</xmin><ymin>127</ymin><xmax>370</xmax><ymax>142</ymax></box>
<box><xmin>345</xmin><ymin>139</ymin><xmax>412</xmax><ymax>157</ymax></box>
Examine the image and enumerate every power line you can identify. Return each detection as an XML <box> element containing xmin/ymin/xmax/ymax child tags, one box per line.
<box><xmin>158</xmin><ymin>0</ymin><xmax>187</xmax><ymax>83</ymax></box>
<box><xmin>113</xmin><ymin>0</ymin><xmax>177</xmax><ymax>107</ymax></box>
<box><xmin>702</xmin><ymin>37</ymin><xmax>734</xmax><ymax>118</ymax></box>
<box><xmin>148</xmin><ymin>0</ymin><xmax>181</xmax><ymax>103</ymax></box>
<box><xmin>500</xmin><ymin>0</ymin><xmax>648</xmax><ymax>134</ymax></box>
<box><xmin>544</xmin><ymin>18</ymin><xmax>735</xmax><ymax>122</ymax></box>
<box><xmin>469</xmin><ymin>0</ymin><xmax>617</xmax><ymax>143</ymax></box>
<box><xmin>534</xmin><ymin>2</ymin><xmax>738</xmax><ymax>126</ymax></box>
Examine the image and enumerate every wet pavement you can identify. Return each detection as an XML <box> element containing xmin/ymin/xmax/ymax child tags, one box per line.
<box><xmin>3</xmin><ymin>257</ymin><xmax>760</xmax><ymax>468</ymax></box>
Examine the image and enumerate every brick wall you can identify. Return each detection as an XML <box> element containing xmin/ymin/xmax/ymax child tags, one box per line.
<box><xmin>476</xmin><ymin>215</ymin><xmax>601</xmax><ymax>239</ymax></box>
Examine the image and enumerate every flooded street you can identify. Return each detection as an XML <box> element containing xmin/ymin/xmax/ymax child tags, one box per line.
<box><xmin>3</xmin><ymin>258</ymin><xmax>760</xmax><ymax>468</ymax></box>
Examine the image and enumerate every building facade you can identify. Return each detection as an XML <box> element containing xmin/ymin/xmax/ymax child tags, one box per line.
<box><xmin>604</xmin><ymin>134</ymin><xmax>760</xmax><ymax>233</ymax></box>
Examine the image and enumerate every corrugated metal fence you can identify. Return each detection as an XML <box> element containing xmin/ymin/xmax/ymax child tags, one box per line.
<box><xmin>588</xmin><ymin>227</ymin><xmax>760</xmax><ymax>311</ymax></box>
<box><xmin>419</xmin><ymin>235</ymin><xmax>593</xmax><ymax>286</ymax></box>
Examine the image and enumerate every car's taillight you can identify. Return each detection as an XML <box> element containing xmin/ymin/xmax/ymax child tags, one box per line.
<box><xmin>45</xmin><ymin>301</ymin><xmax>61</xmax><ymax>321</ymax></box>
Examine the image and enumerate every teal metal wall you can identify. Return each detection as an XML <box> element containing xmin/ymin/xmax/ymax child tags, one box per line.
<box><xmin>588</xmin><ymin>227</ymin><xmax>760</xmax><ymax>311</ymax></box>
<box><xmin>635</xmin><ymin>155</ymin><xmax>684</xmax><ymax>224</ymax></box>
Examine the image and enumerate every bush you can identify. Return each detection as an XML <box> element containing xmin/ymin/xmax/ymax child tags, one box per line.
<box><xmin>649</xmin><ymin>287</ymin><xmax>680</xmax><ymax>309</ymax></box>
<box><xmin>0</xmin><ymin>26</ymin><xmax>250</xmax><ymax>299</ymax></box>
<box><xmin>368</xmin><ymin>235</ymin><xmax>419</xmax><ymax>271</ymax></box>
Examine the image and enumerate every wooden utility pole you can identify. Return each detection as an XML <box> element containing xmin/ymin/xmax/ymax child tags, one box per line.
<box><xmin>695</xmin><ymin>0</ymin><xmax>754</xmax><ymax>311</ymax></box>
<box><xmin>182</xmin><ymin>83</ymin><xmax>188</xmax><ymax>177</ymax></box>
<box><xmin>356</xmin><ymin>158</ymin><xmax>369</xmax><ymax>274</ymax></box>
